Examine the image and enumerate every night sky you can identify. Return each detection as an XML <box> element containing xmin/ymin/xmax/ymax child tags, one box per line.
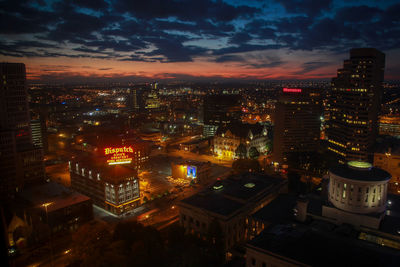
<box><xmin>1</xmin><ymin>0</ymin><xmax>400</xmax><ymax>82</ymax></box>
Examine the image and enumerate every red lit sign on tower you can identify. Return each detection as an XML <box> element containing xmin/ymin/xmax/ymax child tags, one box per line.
<box><xmin>283</xmin><ymin>88</ymin><xmax>302</xmax><ymax>93</ymax></box>
<box><xmin>104</xmin><ymin>146</ymin><xmax>134</xmax><ymax>165</ymax></box>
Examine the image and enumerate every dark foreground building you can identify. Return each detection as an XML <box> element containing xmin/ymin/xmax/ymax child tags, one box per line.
<box><xmin>0</xmin><ymin>63</ymin><xmax>45</xmax><ymax>197</ymax></box>
<box><xmin>245</xmin><ymin>161</ymin><xmax>400</xmax><ymax>266</ymax></box>
<box><xmin>6</xmin><ymin>182</ymin><xmax>92</xmax><ymax>248</ymax></box>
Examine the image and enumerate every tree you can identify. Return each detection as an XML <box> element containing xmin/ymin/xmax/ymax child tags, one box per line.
<box><xmin>248</xmin><ymin>146</ymin><xmax>260</xmax><ymax>159</ymax></box>
<box><xmin>70</xmin><ymin>221</ymin><xmax>113</xmax><ymax>266</ymax></box>
<box><xmin>235</xmin><ymin>143</ymin><xmax>247</xmax><ymax>159</ymax></box>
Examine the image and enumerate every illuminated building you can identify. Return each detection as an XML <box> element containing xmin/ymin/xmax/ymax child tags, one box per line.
<box><xmin>379</xmin><ymin>115</ymin><xmax>400</xmax><ymax>137</ymax></box>
<box><xmin>144</xmin><ymin>88</ymin><xmax>160</xmax><ymax>110</ymax></box>
<box><xmin>69</xmin><ymin>157</ymin><xmax>140</xmax><ymax>216</ymax></box>
<box><xmin>272</xmin><ymin>87</ymin><xmax>322</xmax><ymax>166</ymax></box>
<box><xmin>213</xmin><ymin>123</ymin><xmax>269</xmax><ymax>160</ymax></box>
<box><xmin>203</xmin><ymin>94</ymin><xmax>242</xmax><ymax>137</ymax></box>
<box><xmin>245</xmin><ymin>162</ymin><xmax>400</xmax><ymax>266</ymax></box>
<box><xmin>0</xmin><ymin>63</ymin><xmax>45</xmax><ymax>197</ymax></box>
<box><xmin>74</xmin><ymin>132</ymin><xmax>150</xmax><ymax>170</ymax></box>
<box><xmin>178</xmin><ymin>173</ymin><xmax>287</xmax><ymax>251</ymax></box>
<box><xmin>171</xmin><ymin>160</ymin><xmax>211</xmax><ymax>183</ymax></box>
<box><xmin>374</xmin><ymin>140</ymin><xmax>400</xmax><ymax>195</ymax></box>
<box><xmin>325</xmin><ymin>161</ymin><xmax>390</xmax><ymax>225</ymax></box>
<box><xmin>30</xmin><ymin>119</ymin><xmax>43</xmax><ymax>149</ymax></box>
<box><xmin>326</xmin><ymin>48</ymin><xmax>385</xmax><ymax>163</ymax></box>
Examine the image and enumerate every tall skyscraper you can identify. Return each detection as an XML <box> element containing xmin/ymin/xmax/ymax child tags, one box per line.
<box><xmin>273</xmin><ymin>87</ymin><xmax>322</xmax><ymax>167</ymax></box>
<box><xmin>203</xmin><ymin>94</ymin><xmax>242</xmax><ymax>137</ymax></box>
<box><xmin>0</xmin><ymin>63</ymin><xmax>45</xmax><ymax>196</ymax></box>
<box><xmin>326</xmin><ymin>48</ymin><xmax>385</xmax><ymax>163</ymax></box>
<box><xmin>127</xmin><ymin>88</ymin><xmax>144</xmax><ymax>113</ymax></box>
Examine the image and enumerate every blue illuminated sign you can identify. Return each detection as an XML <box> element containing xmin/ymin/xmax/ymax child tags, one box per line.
<box><xmin>187</xmin><ymin>166</ymin><xmax>197</xmax><ymax>179</ymax></box>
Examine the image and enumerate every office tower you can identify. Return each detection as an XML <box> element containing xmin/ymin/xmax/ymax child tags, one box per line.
<box><xmin>273</xmin><ymin>88</ymin><xmax>322</xmax><ymax>167</ymax></box>
<box><xmin>0</xmin><ymin>63</ymin><xmax>45</xmax><ymax>196</ymax></box>
<box><xmin>127</xmin><ymin>88</ymin><xmax>144</xmax><ymax>113</ymax></box>
<box><xmin>30</xmin><ymin>119</ymin><xmax>43</xmax><ymax>148</ymax></box>
<box><xmin>203</xmin><ymin>94</ymin><xmax>242</xmax><ymax>137</ymax></box>
<box><xmin>326</xmin><ymin>48</ymin><xmax>385</xmax><ymax>163</ymax></box>
<box><xmin>144</xmin><ymin>89</ymin><xmax>160</xmax><ymax>110</ymax></box>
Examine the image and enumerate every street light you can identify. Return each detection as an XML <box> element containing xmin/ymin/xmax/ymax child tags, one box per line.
<box><xmin>42</xmin><ymin>202</ymin><xmax>54</xmax><ymax>267</ymax></box>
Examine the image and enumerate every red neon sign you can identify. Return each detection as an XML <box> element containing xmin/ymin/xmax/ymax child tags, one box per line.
<box><xmin>283</xmin><ymin>88</ymin><xmax>302</xmax><ymax>93</ymax></box>
<box><xmin>104</xmin><ymin>146</ymin><xmax>134</xmax><ymax>165</ymax></box>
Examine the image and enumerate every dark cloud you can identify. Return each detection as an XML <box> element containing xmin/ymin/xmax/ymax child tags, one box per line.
<box><xmin>0</xmin><ymin>0</ymin><xmax>399</xmax><ymax>72</ymax></box>
<box><xmin>298</xmin><ymin>61</ymin><xmax>331</xmax><ymax>73</ymax></box>
<box><xmin>274</xmin><ymin>16</ymin><xmax>313</xmax><ymax>34</ymax></box>
<box><xmin>229</xmin><ymin>32</ymin><xmax>252</xmax><ymax>45</ymax></box>
<box><xmin>214</xmin><ymin>44</ymin><xmax>282</xmax><ymax>55</ymax></box>
<box><xmin>144</xmin><ymin>36</ymin><xmax>207</xmax><ymax>62</ymax></box>
<box><xmin>335</xmin><ymin>5</ymin><xmax>382</xmax><ymax>23</ymax></box>
<box><xmin>46</xmin><ymin>12</ymin><xmax>108</xmax><ymax>42</ymax></box>
<box><xmin>243</xmin><ymin>19</ymin><xmax>276</xmax><ymax>40</ymax></box>
<box><xmin>71</xmin><ymin>0</ymin><xmax>109</xmax><ymax>10</ymax></box>
<box><xmin>276</xmin><ymin>0</ymin><xmax>333</xmax><ymax>16</ymax></box>
<box><xmin>245</xmin><ymin>61</ymin><xmax>286</xmax><ymax>69</ymax></box>
<box><xmin>215</xmin><ymin>55</ymin><xmax>244</xmax><ymax>63</ymax></box>
<box><xmin>113</xmin><ymin>0</ymin><xmax>259</xmax><ymax>22</ymax></box>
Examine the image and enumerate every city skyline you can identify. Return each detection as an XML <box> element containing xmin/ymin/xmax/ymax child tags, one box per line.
<box><xmin>1</xmin><ymin>0</ymin><xmax>400</xmax><ymax>82</ymax></box>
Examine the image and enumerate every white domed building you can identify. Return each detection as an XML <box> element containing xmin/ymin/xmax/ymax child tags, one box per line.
<box><xmin>323</xmin><ymin>161</ymin><xmax>391</xmax><ymax>229</ymax></box>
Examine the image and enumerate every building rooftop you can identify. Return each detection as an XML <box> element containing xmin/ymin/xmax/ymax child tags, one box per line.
<box><xmin>330</xmin><ymin>162</ymin><xmax>391</xmax><ymax>182</ymax></box>
<box><xmin>180</xmin><ymin>173</ymin><xmax>286</xmax><ymax>218</ymax></box>
<box><xmin>180</xmin><ymin>193</ymin><xmax>245</xmax><ymax>218</ymax></box>
<box><xmin>251</xmin><ymin>194</ymin><xmax>297</xmax><ymax>224</ymax></box>
<box><xmin>19</xmin><ymin>182</ymin><xmax>91</xmax><ymax>213</ymax></box>
<box><xmin>247</xmin><ymin>223</ymin><xmax>400</xmax><ymax>266</ymax></box>
<box><xmin>221</xmin><ymin>173</ymin><xmax>284</xmax><ymax>203</ymax></box>
<box><xmin>70</xmin><ymin>157</ymin><xmax>137</xmax><ymax>184</ymax></box>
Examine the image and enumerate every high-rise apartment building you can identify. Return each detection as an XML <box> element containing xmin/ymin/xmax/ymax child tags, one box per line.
<box><xmin>326</xmin><ymin>48</ymin><xmax>385</xmax><ymax>163</ymax></box>
<box><xmin>0</xmin><ymin>63</ymin><xmax>45</xmax><ymax>196</ymax></box>
<box><xmin>273</xmin><ymin>87</ymin><xmax>322</xmax><ymax>167</ymax></box>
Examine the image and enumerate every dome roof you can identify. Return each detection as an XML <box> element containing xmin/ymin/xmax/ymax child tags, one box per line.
<box><xmin>330</xmin><ymin>161</ymin><xmax>391</xmax><ymax>182</ymax></box>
